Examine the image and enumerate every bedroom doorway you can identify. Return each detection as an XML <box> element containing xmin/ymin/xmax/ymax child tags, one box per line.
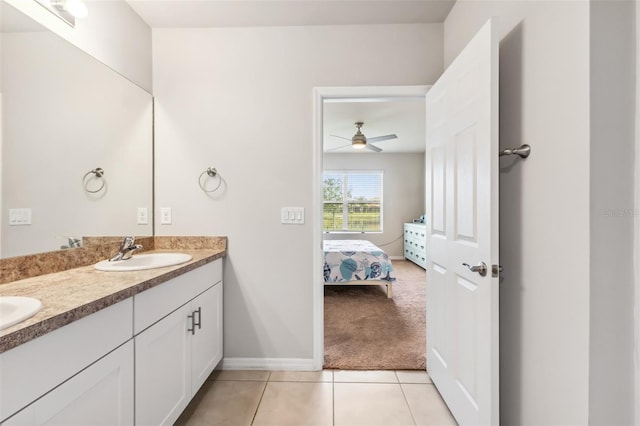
<box><xmin>312</xmin><ymin>85</ymin><xmax>430</xmax><ymax>370</ymax></box>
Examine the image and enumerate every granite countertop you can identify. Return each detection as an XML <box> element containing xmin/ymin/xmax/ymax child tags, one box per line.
<box><xmin>0</xmin><ymin>247</ymin><xmax>226</xmax><ymax>353</ymax></box>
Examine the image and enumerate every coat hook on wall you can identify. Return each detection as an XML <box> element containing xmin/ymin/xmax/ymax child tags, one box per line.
<box><xmin>198</xmin><ymin>167</ymin><xmax>222</xmax><ymax>193</ymax></box>
<box><xmin>499</xmin><ymin>144</ymin><xmax>531</xmax><ymax>159</ymax></box>
<box><xmin>82</xmin><ymin>167</ymin><xmax>106</xmax><ymax>193</ymax></box>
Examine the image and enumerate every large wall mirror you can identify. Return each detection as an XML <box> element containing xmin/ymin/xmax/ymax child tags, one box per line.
<box><xmin>0</xmin><ymin>1</ymin><xmax>153</xmax><ymax>258</ymax></box>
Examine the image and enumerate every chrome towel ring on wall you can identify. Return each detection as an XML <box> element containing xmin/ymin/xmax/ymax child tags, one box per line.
<box><xmin>82</xmin><ymin>167</ymin><xmax>106</xmax><ymax>193</ymax></box>
<box><xmin>198</xmin><ymin>167</ymin><xmax>222</xmax><ymax>193</ymax></box>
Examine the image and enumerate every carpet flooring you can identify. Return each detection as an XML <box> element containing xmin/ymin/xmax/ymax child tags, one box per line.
<box><xmin>323</xmin><ymin>259</ymin><xmax>426</xmax><ymax>370</ymax></box>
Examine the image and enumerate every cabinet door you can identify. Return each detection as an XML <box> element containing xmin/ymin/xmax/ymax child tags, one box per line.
<box><xmin>135</xmin><ymin>304</ymin><xmax>191</xmax><ymax>426</ymax></box>
<box><xmin>191</xmin><ymin>282</ymin><xmax>223</xmax><ymax>395</ymax></box>
<box><xmin>4</xmin><ymin>341</ymin><xmax>134</xmax><ymax>426</ymax></box>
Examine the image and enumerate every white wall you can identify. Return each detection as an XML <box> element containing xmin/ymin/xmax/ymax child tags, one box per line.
<box><xmin>323</xmin><ymin>153</ymin><xmax>426</xmax><ymax>257</ymax></box>
<box><xmin>445</xmin><ymin>2</ymin><xmax>592</xmax><ymax>425</ymax></box>
<box><xmin>153</xmin><ymin>23</ymin><xmax>443</xmax><ymax>361</ymax></box>
<box><xmin>588</xmin><ymin>1</ymin><xmax>636</xmax><ymax>424</ymax></box>
<box><xmin>3</xmin><ymin>0</ymin><xmax>151</xmax><ymax>91</ymax></box>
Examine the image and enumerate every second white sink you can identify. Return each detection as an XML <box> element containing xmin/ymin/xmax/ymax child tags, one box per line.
<box><xmin>0</xmin><ymin>296</ymin><xmax>43</xmax><ymax>330</ymax></box>
<box><xmin>95</xmin><ymin>253</ymin><xmax>193</xmax><ymax>272</ymax></box>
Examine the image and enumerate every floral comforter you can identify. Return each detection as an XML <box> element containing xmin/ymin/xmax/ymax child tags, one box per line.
<box><xmin>323</xmin><ymin>240</ymin><xmax>396</xmax><ymax>283</ymax></box>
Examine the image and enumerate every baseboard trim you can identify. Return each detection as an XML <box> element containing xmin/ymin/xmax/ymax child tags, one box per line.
<box><xmin>221</xmin><ymin>357</ymin><xmax>317</xmax><ymax>371</ymax></box>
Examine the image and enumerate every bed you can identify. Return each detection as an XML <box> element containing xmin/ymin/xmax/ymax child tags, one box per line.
<box><xmin>323</xmin><ymin>239</ymin><xmax>397</xmax><ymax>298</ymax></box>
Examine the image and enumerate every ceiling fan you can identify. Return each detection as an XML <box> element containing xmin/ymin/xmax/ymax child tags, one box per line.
<box><xmin>327</xmin><ymin>121</ymin><xmax>397</xmax><ymax>152</ymax></box>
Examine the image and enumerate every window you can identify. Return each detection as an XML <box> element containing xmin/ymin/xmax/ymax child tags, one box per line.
<box><xmin>323</xmin><ymin>171</ymin><xmax>383</xmax><ymax>232</ymax></box>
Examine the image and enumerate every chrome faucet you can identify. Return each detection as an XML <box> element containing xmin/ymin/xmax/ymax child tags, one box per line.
<box><xmin>109</xmin><ymin>236</ymin><xmax>143</xmax><ymax>262</ymax></box>
<box><xmin>60</xmin><ymin>237</ymin><xmax>82</xmax><ymax>250</ymax></box>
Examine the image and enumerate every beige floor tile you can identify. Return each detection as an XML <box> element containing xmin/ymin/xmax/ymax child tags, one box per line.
<box><xmin>175</xmin><ymin>380</ymin><xmax>267</xmax><ymax>426</ymax></box>
<box><xmin>334</xmin><ymin>370</ymin><xmax>399</xmax><ymax>383</ymax></box>
<box><xmin>334</xmin><ymin>383</ymin><xmax>415</xmax><ymax>426</ymax></box>
<box><xmin>395</xmin><ymin>370</ymin><xmax>432</xmax><ymax>384</ymax></box>
<box><xmin>252</xmin><ymin>382</ymin><xmax>333</xmax><ymax>426</ymax></box>
<box><xmin>214</xmin><ymin>370</ymin><xmax>271</xmax><ymax>381</ymax></box>
<box><xmin>402</xmin><ymin>384</ymin><xmax>457</xmax><ymax>426</ymax></box>
<box><xmin>269</xmin><ymin>370</ymin><xmax>334</xmax><ymax>382</ymax></box>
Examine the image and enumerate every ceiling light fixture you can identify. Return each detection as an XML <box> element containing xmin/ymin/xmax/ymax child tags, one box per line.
<box><xmin>351</xmin><ymin>122</ymin><xmax>367</xmax><ymax>149</ymax></box>
<box><xmin>352</xmin><ymin>137</ymin><xmax>367</xmax><ymax>149</ymax></box>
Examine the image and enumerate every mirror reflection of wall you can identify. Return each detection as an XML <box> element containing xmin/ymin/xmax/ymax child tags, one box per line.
<box><xmin>0</xmin><ymin>1</ymin><xmax>153</xmax><ymax>259</ymax></box>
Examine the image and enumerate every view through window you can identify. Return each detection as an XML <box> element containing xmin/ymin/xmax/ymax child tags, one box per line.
<box><xmin>323</xmin><ymin>171</ymin><xmax>383</xmax><ymax>232</ymax></box>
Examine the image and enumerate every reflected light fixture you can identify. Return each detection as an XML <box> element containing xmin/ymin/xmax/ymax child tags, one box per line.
<box><xmin>34</xmin><ymin>0</ymin><xmax>88</xmax><ymax>27</ymax></box>
<box><xmin>51</xmin><ymin>0</ymin><xmax>88</xmax><ymax>18</ymax></box>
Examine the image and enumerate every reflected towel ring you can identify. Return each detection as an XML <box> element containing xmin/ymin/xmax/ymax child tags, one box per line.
<box><xmin>198</xmin><ymin>167</ymin><xmax>222</xmax><ymax>193</ymax></box>
<box><xmin>82</xmin><ymin>167</ymin><xmax>105</xmax><ymax>193</ymax></box>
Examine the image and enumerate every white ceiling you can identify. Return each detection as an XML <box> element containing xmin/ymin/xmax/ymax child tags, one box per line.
<box><xmin>123</xmin><ymin>0</ymin><xmax>443</xmax><ymax>155</ymax></box>
<box><xmin>125</xmin><ymin>0</ymin><xmax>456</xmax><ymax>29</ymax></box>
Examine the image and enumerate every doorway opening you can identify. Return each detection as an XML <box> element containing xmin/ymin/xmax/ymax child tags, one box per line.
<box><xmin>312</xmin><ymin>85</ymin><xmax>430</xmax><ymax>370</ymax></box>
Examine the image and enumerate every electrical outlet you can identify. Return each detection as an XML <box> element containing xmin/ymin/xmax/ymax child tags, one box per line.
<box><xmin>160</xmin><ymin>207</ymin><xmax>172</xmax><ymax>225</ymax></box>
<box><xmin>137</xmin><ymin>207</ymin><xmax>148</xmax><ymax>225</ymax></box>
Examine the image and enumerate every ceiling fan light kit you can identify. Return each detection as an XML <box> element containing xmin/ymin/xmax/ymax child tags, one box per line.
<box><xmin>328</xmin><ymin>121</ymin><xmax>397</xmax><ymax>152</ymax></box>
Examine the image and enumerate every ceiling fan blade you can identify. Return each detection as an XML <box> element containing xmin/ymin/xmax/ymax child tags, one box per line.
<box><xmin>325</xmin><ymin>143</ymin><xmax>352</xmax><ymax>152</ymax></box>
<box><xmin>329</xmin><ymin>135</ymin><xmax>352</xmax><ymax>141</ymax></box>
<box><xmin>365</xmin><ymin>143</ymin><xmax>383</xmax><ymax>152</ymax></box>
<box><xmin>367</xmin><ymin>134</ymin><xmax>397</xmax><ymax>143</ymax></box>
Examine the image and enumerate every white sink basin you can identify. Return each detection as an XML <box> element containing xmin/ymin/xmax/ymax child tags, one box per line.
<box><xmin>0</xmin><ymin>296</ymin><xmax>43</xmax><ymax>330</ymax></box>
<box><xmin>94</xmin><ymin>252</ymin><xmax>193</xmax><ymax>272</ymax></box>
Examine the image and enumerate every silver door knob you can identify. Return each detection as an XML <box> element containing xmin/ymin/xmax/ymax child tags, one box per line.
<box><xmin>463</xmin><ymin>262</ymin><xmax>487</xmax><ymax>277</ymax></box>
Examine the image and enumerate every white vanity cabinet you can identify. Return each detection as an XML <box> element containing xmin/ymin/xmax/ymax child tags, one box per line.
<box><xmin>3</xmin><ymin>341</ymin><xmax>134</xmax><ymax>426</ymax></box>
<box><xmin>134</xmin><ymin>259</ymin><xmax>223</xmax><ymax>426</ymax></box>
<box><xmin>0</xmin><ymin>299</ymin><xmax>133</xmax><ymax>425</ymax></box>
<box><xmin>404</xmin><ymin>223</ymin><xmax>427</xmax><ymax>268</ymax></box>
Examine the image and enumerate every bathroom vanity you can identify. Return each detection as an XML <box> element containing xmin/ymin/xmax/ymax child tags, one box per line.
<box><xmin>0</xmin><ymin>238</ymin><xmax>226</xmax><ymax>425</ymax></box>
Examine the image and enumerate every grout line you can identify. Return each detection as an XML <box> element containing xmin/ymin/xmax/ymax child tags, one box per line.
<box><xmin>332</xmin><ymin>378</ymin><xmax>336</xmax><ymax>426</ymax></box>
<box><xmin>398</xmin><ymin>382</ymin><xmax>419</xmax><ymax>426</ymax></box>
<box><xmin>250</xmin><ymin>379</ymin><xmax>270</xmax><ymax>426</ymax></box>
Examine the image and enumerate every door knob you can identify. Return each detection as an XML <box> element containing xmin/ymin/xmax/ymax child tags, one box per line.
<box><xmin>463</xmin><ymin>262</ymin><xmax>487</xmax><ymax>277</ymax></box>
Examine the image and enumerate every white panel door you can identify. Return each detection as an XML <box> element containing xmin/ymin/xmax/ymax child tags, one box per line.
<box><xmin>425</xmin><ymin>18</ymin><xmax>499</xmax><ymax>426</ymax></box>
<box><xmin>135</xmin><ymin>303</ymin><xmax>192</xmax><ymax>426</ymax></box>
<box><xmin>191</xmin><ymin>282</ymin><xmax>224</xmax><ymax>395</ymax></box>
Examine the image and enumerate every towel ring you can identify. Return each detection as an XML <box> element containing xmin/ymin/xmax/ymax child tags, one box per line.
<box><xmin>198</xmin><ymin>167</ymin><xmax>222</xmax><ymax>193</ymax></box>
<box><xmin>82</xmin><ymin>168</ymin><xmax>105</xmax><ymax>193</ymax></box>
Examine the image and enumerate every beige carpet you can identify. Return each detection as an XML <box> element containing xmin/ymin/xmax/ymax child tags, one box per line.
<box><xmin>323</xmin><ymin>259</ymin><xmax>426</xmax><ymax>370</ymax></box>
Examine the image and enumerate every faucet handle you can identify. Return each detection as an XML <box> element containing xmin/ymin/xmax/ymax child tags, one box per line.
<box><xmin>120</xmin><ymin>236</ymin><xmax>135</xmax><ymax>250</ymax></box>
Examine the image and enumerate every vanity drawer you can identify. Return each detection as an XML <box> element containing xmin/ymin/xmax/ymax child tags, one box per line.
<box><xmin>134</xmin><ymin>259</ymin><xmax>222</xmax><ymax>335</ymax></box>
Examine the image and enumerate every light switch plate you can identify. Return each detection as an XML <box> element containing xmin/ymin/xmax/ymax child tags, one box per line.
<box><xmin>281</xmin><ymin>207</ymin><xmax>304</xmax><ymax>224</ymax></box>
<box><xmin>9</xmin><ymin>208</ymin><xmax>32</xmax><ymax>226</ymax></box>
<box><xmin>160</xmin><ymin>207</ymin><xmax>172</xmax><ymax>225</ymax></box>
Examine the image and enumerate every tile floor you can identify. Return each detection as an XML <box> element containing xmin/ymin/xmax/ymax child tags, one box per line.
<box><xmin>176</xmin><ymin>370</ymin><xmax>457</xmax><ymax>426</ymax></box>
